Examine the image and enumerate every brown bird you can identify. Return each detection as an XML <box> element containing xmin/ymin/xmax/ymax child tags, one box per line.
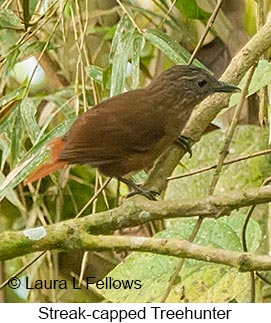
<box><xmin>24</xmin><ymin>65</ymin><xmax>239</xmax><ymax>199</ymax></box>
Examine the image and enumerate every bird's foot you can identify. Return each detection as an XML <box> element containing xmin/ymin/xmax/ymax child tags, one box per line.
<box><xmin>127</xmin><ymin>187</ymin><xmax>159</xmax><ymax>201</ymax></box>
<box><xmin>175</xmin><ymin>135</ymin><xmax>193</xmax><ymax>158</ymax></box>
<box><xmin>118</xmin><ymin>176</ymin><xmax>159</xmax><ymax>201</ymax></box>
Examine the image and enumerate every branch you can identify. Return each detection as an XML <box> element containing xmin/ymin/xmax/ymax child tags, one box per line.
<box><xmin>79</xmin><ymin>235</ymin><xmax>271</xmax><ymax>272</ymax></box>
<box><xmin>2</xmin><ymin>185</ymin><xmax>271</xmax><ymax>260</ymax></box>
<box><xmin>144</xmin><ymin>18</ymin><xmax>271</xmax><ymax>193</ymax></box>
<box><xmin>2</xmin><ymin>231</ymin><xmax>271</xmax><ymax>272</ymax></box>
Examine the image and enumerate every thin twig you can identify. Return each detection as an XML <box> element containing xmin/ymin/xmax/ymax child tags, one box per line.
<box><xmin>160</xmin><ymin>214</ymin><xmax>203</xmax><ymax>302</ymax></box>
<box><xmin>0</xmin><ymin>0</ymin><xmax>59</xmax><ymax>69</ymax></box>
<box><xmin>23</xmin><ymin>0</ymin><xmax>69</xmax><ymax>98</ymax></box>
<box><xmin>160</xmin><ymin>0</ymin><xmax>225</xmax><ymax>302</ymax></box>
<box><xmin>160</xmin><ymin>0</ymin><xmax>177</xmax><ymax>27</ymax></box>
<box><xmin>75</xmin><ymin>177</ymin><xmax>112</xmax><ymax>218</ymax></box>
<box><xmin>0</xmin><ymin>251</ymin><xmax>47</xmax><ymax>290</ymax></box>
<box><xmin>256</xmin><ymin>271</ymin><xmax>271</xmax><ymax>285</ymax></box>
<box><xmin>167</xmin><ymin>148</ymin><xmax>271</xmax><ymax>181</ymax></box>
<box><xmin>256</xmin><ymin>0</ymin><xmax>268</xmax><ymax>125</ymax></box>
<box><xmin>172</xmin><ymin>65</ymin><xmax>257</xmax><ymax>303</ymax></box>
<box><xmin>188</xmin><ymin>0</ymin><xmax>224</xmax><ymax>65</ymax></box>
<box><xmin>209</xmin><ymin>65</ymin><xmax>256</xmax><ymax>194</ymax></box>
<box><xmin>116</xmin><ymin>0</ymin><xmax>143</xmax><ymax>34</ymax></box>
<box><xmin>78</xmin><ymin>170</ymin><xmax>102</xmax><ymax>286</ymax></box>
<box><xmin>250</xmin><ymin>271</ymin><xmax>256</xmax><ymax>302</ymax></box>
<box><xmin>241</xmin><ymin>177</ymin><xmax>271</xmax><ymax>300</ymax></box>
<box><xmin>242</xmin><ymin>205</ymin><xmax>257</xmax><ymax>253</ymax></box>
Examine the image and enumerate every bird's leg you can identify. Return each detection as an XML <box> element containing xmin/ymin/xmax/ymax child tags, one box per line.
<box><xmin>175</xmin><ymin>135</ymin><xmax>193</xmax><ymax>158</ymax></box>
<box><xmin>117</xmin><ymin>176</ymin><xmax>159</xmax><ymax>201</ymax></box>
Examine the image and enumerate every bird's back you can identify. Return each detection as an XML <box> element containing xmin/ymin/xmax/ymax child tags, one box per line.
<box><xmin>59</xmin><ymin>88</ymin><xmax>179</xmax><ymax>176</ymax></box>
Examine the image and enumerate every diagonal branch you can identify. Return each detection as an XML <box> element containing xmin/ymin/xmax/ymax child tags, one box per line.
<box><xmin>144</xmin><ymin>18</ymin><xmax>271</xmax><ymax>193</ymax></box>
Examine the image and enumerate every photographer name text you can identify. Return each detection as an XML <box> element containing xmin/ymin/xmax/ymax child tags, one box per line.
<box><xmin>8</xmin><ymin>276</ymin><xmax>142</xmax><ymax>290</ymax></box>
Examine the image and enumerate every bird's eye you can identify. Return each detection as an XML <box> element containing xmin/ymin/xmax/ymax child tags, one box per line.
<box><xmin>197</xmin><ymin>79</ymin><xmax>207</xmax><ymax>88</ymax></box>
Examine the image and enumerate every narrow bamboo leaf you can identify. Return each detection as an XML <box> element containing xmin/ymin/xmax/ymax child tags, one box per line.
<box><xmin>29</xmin><ymin>88</ymin><xmax>76</xmax><ymax>143</ymax></box>
<box><xmin>3</xmin><ymin>48</ymin><xmax>20</xmax><ymax>78</ymax></box>
<box><xmin>0</xmin><ymin>105</ymin><xmax>17</xmax><ymax>136</ymax></box>
<box><xmin>0</xmin><ymin>154</ymin><xmax>42</xmax><ymax>202</ymax></box>
<box><xmin>24</xmin><ymin>117</ymin><xmax>76</xmax><ymax>159</ymax></box>
<box><xmin>0</xmin><ymin>118</ymin><xmax>75</xmax><ymax>201</ymax></box>
<box><xmin>0</xmin><ymin>137</ymin><xmax>10</xmax><ymax>171</ymax></box>
<box><xmin>10</xmin><ymin>105</ymin><xmax>24</xmax><ymax>167</ymax></box>
<box><xmin>44</xmin><ymin>87</ymin><xmax>75</xmax><ymax>105</ymax></box>
<box><xmin>175</xmin><ymin>0</ymin><xmax>211</xmax><ymax>21</ymax></box>
<box><xmin>85</xmin><ymin>65</ymin><xmax>104</xmax><ymax>86</ymax></box>
<box><xmin>0</xmin><ymin>172</ymin><xmax>26</xmax><ymax>211</ymax></box>
<box><xmin>110</xmin><ymin>30</ymin><xmax>136</xmax><ymax>96</ymax></box>
<box><xmin>109</xmin><ymin>15</ymin><xmax>130</xmax><ymax>62</ymax></box>
<box><xmin>131</xmin><ymin>35</ymin><xmax>145</xmax><ymax>89</ymax></box>
<box><xmin>20</xmin><ymin>97</ymin><xmax>40</xmax><ymax>144</ymax></box>
<box><xmin>0</xmin><ymin>86</ymin><xmax>24</xmax><ymax>109</ymax></box>
<box><xmin>144</xmin><ymin>29</ymin><xmax>205</xmax><ymax>69</ymax></box>
<box><xmin>227</xmin><ymin>60</ymin><xmax>271</xmax><ymax>109</ymax></box>
<box><xmin>0</xmin><ymin>89</ymin><xmax>28</xmax><ymax>170</ymax></box>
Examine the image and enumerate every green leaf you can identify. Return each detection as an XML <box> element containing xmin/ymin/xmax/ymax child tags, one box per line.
<box><xmin>0</xmin><ymin>118</ymin><xmax>75</xmax><ymax>202</ymax></box>
<box><xmin>109</xmin><ymin>15</ymin><xmax>131</xmax><ymax>63</ymax></box>
<box><xmin>166</xmin><ymin>264</ymin><xmax>260</xmax><ymax>302</ymax></box>
<box><xmin>24</xmin><ymin>116</ymin><xmax>76</xmax><ymax>159</ymax></box>
<box><xmin>20</xmin><ymin>98</ymin><xmax>40</xmax><ymax>144</ymax></box>
<box><xmin>10</xmin><ymin>105</ymin><xmax>24</xmax><ymax>167</ymax></box>
<box><xmin>175</xmin><ymin>0</ymin><xmax>211</xmax><ymax>21</ymax></box>
<box><xmin>0</xmin><ymin>88</ymin><xmax>25</xmax><ymax>137</ymax></box>
<box><xmin>166</xmin><ymin>126</ymin><xmax>269</xmax><ymax>199</ymax></box>
<box><xmin>110</xmin><ymin>30</ymin><xmax>136</xmax><ymax>96</ymax></box>
<box><xmin>0</xmin><ymin>137</ymin><xmax>10</xmax><ymax>171</ymax></box>
<box><xmin>3</xmin><ymin>47</ymin><xmax>20</xmax><ymax>78</ymax></box>
<box><xmin>104</xmin><ymin>25</ymin><xmax>117</xmax><ymax>41</ymax></box>
<box><xmin>96</xmin><ymin>214</ymin><xmax>262</xmax><ymax>302</ymax></box>
<box><xmin>0</xmin><ymin>172</ymin><xmax>26</xmax><ymax>211</ymax></box>
<box><xmin>131</xmin><ymin>35</ymin><xmax>145</xmax><ymax>89</ymax></box>
<box><xmin>0</xmin><ymin>86</ymin><xmax>25</xmax><ymax>108</ymax></box>
<box><xmin>85</xmin><ymin>65</ymin><xmax>104</xmax><ymax>86</ymax></box>
<box><xmin>144</xmin><ymin>29</ymin><xmax>206</xmax><ymax>68</ymax></box>
<box><xmin>0</xmin><ymin>151</ymin><xmax>47</xmax><ymax>203</ymax></box>
<box><xmin>228</xmin><ymin>60</ymin><xmax>271</xmax><ymax>109</ymax></box>
<box><xmin>0</xmin><ymin>9</ymin><xmax>21</xmax><ymax>28</ymax></box>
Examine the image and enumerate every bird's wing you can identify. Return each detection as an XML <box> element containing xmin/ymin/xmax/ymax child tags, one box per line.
<box><xmin>60</xmin><ymin>89</ymin><xmax>167</xmax><ymax>165</ymax></box>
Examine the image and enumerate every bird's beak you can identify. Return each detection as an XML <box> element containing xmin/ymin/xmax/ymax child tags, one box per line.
<box><xmin>213</xmin><ymin>81</ymin><xmax>241</xmax><ymax>93</ymax></box>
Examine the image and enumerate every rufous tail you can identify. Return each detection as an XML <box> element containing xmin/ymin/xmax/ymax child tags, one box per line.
<box><xmin>24</xmin><ymin>137</ymin><xmax>67</xmax><ymax>185</ymax></box>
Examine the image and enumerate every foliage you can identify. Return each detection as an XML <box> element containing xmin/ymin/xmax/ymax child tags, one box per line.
<box><xmin>0</xmin><ymin>0</ymin><xmax>270</xmax><ymax>303</ymax></box>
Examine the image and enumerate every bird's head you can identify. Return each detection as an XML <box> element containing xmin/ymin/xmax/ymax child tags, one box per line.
<box><xmin>155</xmin><ymin>65</ymin><xmax>240</xmax><ymax>107</ymax></box>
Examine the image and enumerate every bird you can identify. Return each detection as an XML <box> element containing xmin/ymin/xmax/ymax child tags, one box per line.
<box><xmin>24</xmin><ymin>65</ymin><xmax>240</xmax><ymax>199</ymax></box>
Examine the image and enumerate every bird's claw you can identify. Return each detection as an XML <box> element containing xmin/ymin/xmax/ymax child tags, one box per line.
<box><xmin>127</xmin><ymin>188</ymin><xmax>159</xmax><ymax>201</ymax></box>
<box><xmin>175</xmin><ymin>135</ymin><xmax>193</xmax><ymax>158</ymax></box>
<box><xmin>118</xmin><ymin>176</ymin><xmax>159</xmax><ymax>201</ymax></box>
